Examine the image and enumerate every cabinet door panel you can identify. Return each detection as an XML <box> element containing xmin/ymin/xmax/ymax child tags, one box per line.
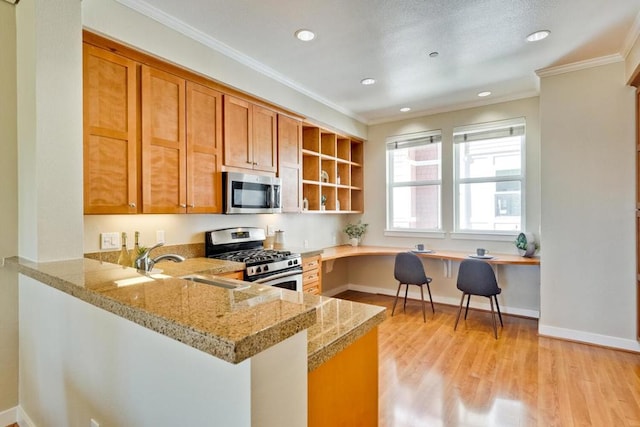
<box><xmin>186</xmin><ymin>82</ymin><xmax>223</xmax><ymax>213</ymax></box>
<box><xmin>278</xmin><ymin>115</ymin><xmax>302</xmax><ymax>212</ymax></box>
<box><xmin>253</xmin><ymin>106</ymin><xmax>278</xmax><ymax>173</ymax></box>
<box><xmin>141</xmin><ymin>66</ymin><xmax>186</xmax><ymax>213</ymax></box>
<box><xmin>224</xmin><ymin>95</ymin><xmax>252</xmax><ymax>169</ymax></box>
<box><xmin>83</xmin><ymin>44</ymin><xmax>138</xmax><ymax>214</ymax></box>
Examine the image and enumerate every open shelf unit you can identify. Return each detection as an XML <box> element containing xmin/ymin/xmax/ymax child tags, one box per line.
<box><xmin>302</xmin><ymin>124</ymin><xmax>364</xmax><ymax>213</ymax></box>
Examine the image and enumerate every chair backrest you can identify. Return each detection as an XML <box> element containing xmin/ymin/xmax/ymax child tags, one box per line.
<box><xmin>394</xmin><ymin>252</ymin><xmax>428</xmax><ymax>285</ymax></box>
<box><xmin>456</xmin><ymin>259</ymin><xmax>499</xmax><ymax>296</ymax></box>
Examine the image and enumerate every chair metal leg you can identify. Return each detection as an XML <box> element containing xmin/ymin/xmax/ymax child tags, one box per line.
<box><xmin>425</xmin><ymin>283</ymin><xmax>435</xmax><ymax>314</ymax></box>
<box><xmin>489</xmin><ymin>296</ymin><xmax>498</xmax><ymax>339</ymax></box>
<box><xmin>403</xmin><ymin>284</ymin><xmax>409</xmax><ymax>312</ymax></box>
<box><xmin>494</xmin><ymin>295</ymin><xmax>504</xmax><ymax>327</ymax></box>
<box><xmin>391</xmin><ymin>283</ymin><xmax>402</xmax><ymax>316</ymax></box>
<box><xmin>419</xmin><ymin>285</ymin><xmax>426</xmax><ymax>322</ymax></box>
<box><xmin>454</xmin><ymin>293</ymin><xmax>466</xmax><ymax>331</ymax></box>
<box><xmin>464</xmin><ymin>294</ymin><xmax>471</xmax><ymax>319</ymax></box>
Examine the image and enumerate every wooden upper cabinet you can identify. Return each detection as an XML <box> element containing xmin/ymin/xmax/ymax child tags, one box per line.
<box><xmin>252</xmin><ymin>105</ymin><xmax>278</xmax><ymax>173</ymax></box>
<box><xmin>186</xmin><ymin>82</ymin><xmax>223</xmax><ymax>213</ymax></box>
<box><xmin>224</xmin><ymin>95</ymin><xmax>277</xmax><ymax>173</ymax></box>
<box><xmin>83</xmin><ymin>44</ymin><xmax>139</xmax><ymax>214</ymax></box>
<box><xmin>278</xmin><ymin>114</ymin><xmax>303</xmax><ymax>212</ymax></box>
<box><xmin>141</xmin><ymin>65</ymin><xmax>187</xmax><ymax>214</ymax></box>
<box><xmin>224</xmin><ymin>96</ymin><xmax>252</xmax><ymax>170</ymax></box>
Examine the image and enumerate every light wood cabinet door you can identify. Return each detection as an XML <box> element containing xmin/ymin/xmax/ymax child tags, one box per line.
<box><xmin>223</xmin><ymin>95</ymin><xmax>277</xmax><ymax>173</ymax></box>
<box><xmin>141</xmin><ymin>65</ymin><xmax>187</xmax><ymax>213</ymax></box>
<box><xmin>83</xmin><ymin>44</ymin><xmax>139</xmax><ymax>214</ymax></box>
<box><xmin>223</xmin><ymin>95</ymin><xmax>252</xmax><ymax>170</ymax></box>
<box><xmin>278</xmin><ymin>115</ymin><xmax>303</xmax><ymax>212</ymax></box>
<box><xmin>252</xmin><ymin>105</ymin><xmax>278</xmax><ymax>173</ymax></box>
<box><xmin>186</xmin><ymin>82</ymin><xmax>223</xmax><ymax>213</ymax></box>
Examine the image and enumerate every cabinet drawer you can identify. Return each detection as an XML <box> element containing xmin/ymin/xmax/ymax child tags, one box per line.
<box><xmin>218</xmin><ymin>270</ymin><xmax>244</xmax><ymax>280</ymax></box>
<box><xmin>304</xmin><ymin>281</ymin><xmax>320</xmax><ymax>294</ymax></box>
<box><xmin>302</xmin><ymin>255</ymin><xmax>320</xmax><ymax>271</ymax></box>
<box><xmin>303</xmin><ymin>270</ymin><xmax>320</xmax><ymax>283</ymax></box>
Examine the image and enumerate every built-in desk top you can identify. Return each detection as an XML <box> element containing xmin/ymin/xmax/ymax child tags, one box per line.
<box><xmin>321</xmin><ymin>245</ymin><xmax>540</xmax><ymax>266</ymax></box>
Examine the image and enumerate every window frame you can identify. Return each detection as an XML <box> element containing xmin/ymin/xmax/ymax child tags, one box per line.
<box><xmin>385</xmin><ymin>130</ymin><xmax>443</xmax><ymax>234</ymax></box>
<box><xmin>452</xmin><ymin>118</ymin><xmax>526</xmax><ymax>236</ymax></box>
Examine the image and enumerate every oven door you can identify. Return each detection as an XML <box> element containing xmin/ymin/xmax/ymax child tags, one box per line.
<box><xmin>252</xmin><ymin>268</ymin><xmax>303</xmax><ymax>292</ymax></box>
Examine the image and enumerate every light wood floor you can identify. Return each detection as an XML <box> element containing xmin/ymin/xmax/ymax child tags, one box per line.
<box><xmin>336</xmin><ymin>290</ymin><xmax>640</xmax><ymax>427</ymax></box>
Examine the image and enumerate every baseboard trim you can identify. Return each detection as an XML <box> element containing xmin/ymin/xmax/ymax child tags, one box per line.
<box><xmin>334</xmin><ymin>283</ymin><xmax>540</xmax><ymax>318</ymax></box>
<box><xmin>0</xmin><ymin>406</ymin><xmax>17</xmax><ymax>426</ymax></box>
<box><xmin>18</xmin><ymin>405</ymin><xmax>36</xmax><ymax>427</ymax></box>
<box><xmin>538</xmin><ymin>324</ymin><xmax>640</xmax><ymax>353</ymax></box>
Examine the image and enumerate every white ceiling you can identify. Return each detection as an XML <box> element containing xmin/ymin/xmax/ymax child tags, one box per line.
<box><xmin>120</xmin><ymin>0</ymin><xmax>640</xmax><ymax>124</ymax></box>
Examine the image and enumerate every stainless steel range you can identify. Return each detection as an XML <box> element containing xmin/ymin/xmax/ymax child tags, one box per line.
<box><xmin>205</xmin><ymin>227</ymin><xmax>303</xmax><ymax>291</ymax></box>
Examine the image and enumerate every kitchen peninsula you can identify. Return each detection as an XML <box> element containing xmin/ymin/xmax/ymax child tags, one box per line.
<box><xmin>7</xmin><ymin>255</ymin><xmax>384</xmax><ymax>427</ymax></box>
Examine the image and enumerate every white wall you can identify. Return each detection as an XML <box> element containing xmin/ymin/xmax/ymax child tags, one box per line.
<box><xmin>0</xmin><ymin>0</ymin><xmax>19</xmax><ymax>417</ymax></box>
<box><xmin>323</xmin><ymin>98</ymin><xmax>542</xmax><ymax>317</ymax></box>
<box><xmin>19</xmin><ymin>275</ymin><xmax>308</xmax><ymax>427</ymax></box>
<box><xmin>83</xmin><ymin>213</ymin><xmax>351</xmax><ymax>253</ymax></box>
<box><xmin>16</xmin><ymin>0</ymin><xmax>84</xmax><ymax>262</ymax></box>
<box><xmin>539</xmin><ymin>60</ymin><xmax>638</xmax><ymax>350</ymax></box>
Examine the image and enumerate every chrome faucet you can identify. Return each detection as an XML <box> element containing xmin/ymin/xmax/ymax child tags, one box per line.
<box><xmin>135</xmin><ymin>242</ymin><xmax>185</xmax><ymax>272</ymax></box>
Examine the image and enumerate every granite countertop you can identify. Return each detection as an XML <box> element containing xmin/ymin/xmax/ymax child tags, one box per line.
<box><xmin>5</xmin><ymin>255</ymin><xmax>385</xmax><ymax>371</ymax></box>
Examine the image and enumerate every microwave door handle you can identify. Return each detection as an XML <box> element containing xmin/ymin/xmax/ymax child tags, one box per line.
<box><xmin>267</xmin><ymin>185</ymin><xmax>273</xmax><ymax>208</ymax></box>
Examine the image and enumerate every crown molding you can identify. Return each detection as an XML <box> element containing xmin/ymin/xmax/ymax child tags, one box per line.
<box><xmin>115</xmin><ymin>0</ymin><xmax>366</xmax><ymax>123</ymax></box>
<box><xmin>535</xmin><ymin>54</ymin><xmax>624</xmax><ymax>78</ymax></box>
<box><xmin>622</xmin><ymin>9</ymin><xmax>640</xmax><ymax>59</ymax></box>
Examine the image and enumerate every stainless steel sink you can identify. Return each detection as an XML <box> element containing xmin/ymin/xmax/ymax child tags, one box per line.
<box><xmin>179</xmin><ymin>274</ymin><xmax>250</xmax><ymax>290</ymax></box>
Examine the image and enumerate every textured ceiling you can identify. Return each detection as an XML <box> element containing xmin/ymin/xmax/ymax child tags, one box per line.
<box><xmin>120</xmin><ymin>0</ymin><xmax>640</xmax><ymax>123</ymax></box>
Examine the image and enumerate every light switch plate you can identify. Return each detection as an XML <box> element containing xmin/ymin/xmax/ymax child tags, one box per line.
<box><xmin>100</xmin><ymin>232</ymin><xmax>120</xmax><ymax>250</ymax></box>
<box><xmin>156</xmin><ymin>230</ymin><xmax>165</xmax><ymax>244</ymax></box>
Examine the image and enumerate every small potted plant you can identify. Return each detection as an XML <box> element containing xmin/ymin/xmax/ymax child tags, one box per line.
<box><xmin>320</xmin><ymin>194</ymin><xmax>327</xmax><ymax>211</ymax></box>
<box><xmin>344</xmin><ymin>220</ymin><xmax>368</xmax><ymax>247</ymax></box>
<box><xmin>515</xmin><ymin>232</ymin><xmax>537</xmax><ymax>257</ymax></box>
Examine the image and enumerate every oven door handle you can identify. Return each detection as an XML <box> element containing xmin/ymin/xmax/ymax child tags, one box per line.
<box><xmin>252</xmin><ymin>268</ymin><xmax>303</xmax><ymax>284</ymax></box>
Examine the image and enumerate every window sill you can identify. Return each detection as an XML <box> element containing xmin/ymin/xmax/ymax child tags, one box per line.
<box><xmin>384</xmin><ymin>229</ymin><xmax>446</xmax><ymax>239</ymax></box>
<box><xmin>450</xmin><ymin>232</ymin><xmax>518</xmax><ymax>242</ymax></box>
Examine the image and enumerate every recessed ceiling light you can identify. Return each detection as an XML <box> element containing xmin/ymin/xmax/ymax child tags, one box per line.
<box><xmin>428</xmin><ymin>51</ymin><xmax>439</xmax><ymax>58</ymax></box>
<box><xmin>478</xmin><ymin>91</ymin><xmax>491</xmax><ymax>97</ymax></box>
<box><xmin>526</xmin><ymin>30</ymin><xmax>550</xmax><ymax>42</ymax></box>
<box><xmin>295</xmin><ymin>29</ymin><xmax>315</xmax><ymax>42</ymax></box>
<box><xmin>361</xmin><ymin>78</ymin><xmax>376</xmax><ymax>85</ymax></box>
<box><xmin>400</xmin><ymin>107</ymin><xmax>411</xmax><ymax>112</ymax></box>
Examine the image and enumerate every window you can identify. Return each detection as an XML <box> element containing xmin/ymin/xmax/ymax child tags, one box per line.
<box><xmin>453</xmin><ymin>118</ymin><xmax>525</xmax><ymax>233</ymax></box>
<box><xmin>386</xmin><ymin>130</ymin><xmax>442</xmax><ymax>231</ymax></box>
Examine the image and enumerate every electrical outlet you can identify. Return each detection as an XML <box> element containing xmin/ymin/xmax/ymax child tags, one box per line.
<box><xmin>90</xmin><ymin>419</ymin><xmax>100</xmax><ymax>427</ymax></box>
<box><xmin>303</xmin><ymin>239</ymin><xmax>309</xmax><ymax>248</ymax></box>
<box><xmin>100</xmin><ymin>232</ymin><xmax>120</xmax><ymax>250</ymax></box>
<box><xmin>332</xmin><ymin>234</ymin><xmax>337</xmax><ymax>245</ymax></box>
<box><xmin>156</xmin><ymin>230</ymin><xmax>165</xmax><ymax>244</ymax></box>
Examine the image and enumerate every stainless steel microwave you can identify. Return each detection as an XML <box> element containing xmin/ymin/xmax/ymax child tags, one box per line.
<box><xmin>223</xmin><ymin>172</ymin><xmax>282</xmax><ymax>214</ymax></box>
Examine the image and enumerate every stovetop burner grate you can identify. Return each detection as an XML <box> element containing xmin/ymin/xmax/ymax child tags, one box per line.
<box><xmin>212</xmin><ymin>248</ymin><xmax>293</xmax><ymax>264</ymax></box>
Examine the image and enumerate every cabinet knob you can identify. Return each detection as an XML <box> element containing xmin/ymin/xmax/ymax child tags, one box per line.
<box><xmin>128</xmin><ymin>202</ymin><xmax>136</xmax><ymax>208</ymax></box>
<box><xmin>253</xmin><ymin>162</ymin><xmax>258</xmax><ymax>166</ymax></box>
<box><xmin>180</xmin><ymin>204</ymin><xmax>187</xmax><ymax>208</ymax></box>
<box><xmin>188</xmin><ymin>204</ymin><xmax>195</xmax><ymax>208</ymax></box>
